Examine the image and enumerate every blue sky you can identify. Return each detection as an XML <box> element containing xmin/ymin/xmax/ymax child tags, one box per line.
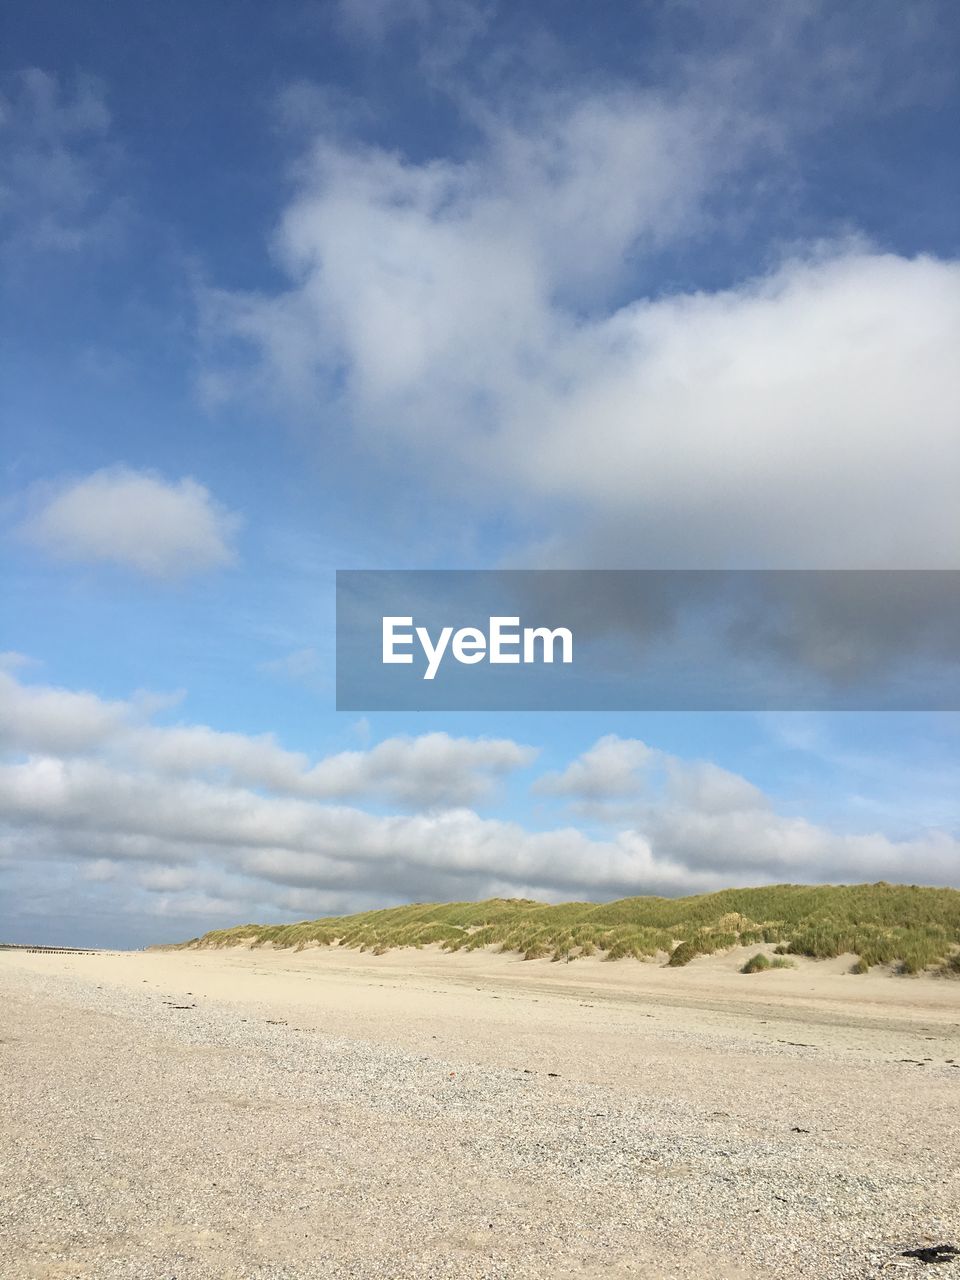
<box><xmin>1</xmin><ymin>0</ymin><xmax>958</xmax><ymax>946</ymax></box>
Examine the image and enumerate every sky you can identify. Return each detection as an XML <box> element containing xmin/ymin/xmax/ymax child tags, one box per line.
<box><xmin>1</xmin><ymin>0</ymin><xmax>958</xmax><ymax>947</ymax></box>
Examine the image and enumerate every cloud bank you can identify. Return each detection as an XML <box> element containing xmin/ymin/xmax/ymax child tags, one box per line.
<box><xmin>1</xmin><ymin>671</ymin><xmax>956</xmax><ymax>944</ymax></box>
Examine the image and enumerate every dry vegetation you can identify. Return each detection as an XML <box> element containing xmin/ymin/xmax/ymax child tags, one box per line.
<box><xmin>177</xmin><ymin>883</ymin><xmax>960</xmax><ymax>975</ymax></box>
<box><xmin>740</xmin><ymin>952</ymin><xmax>795</xmax><ymax>973</ymax></box>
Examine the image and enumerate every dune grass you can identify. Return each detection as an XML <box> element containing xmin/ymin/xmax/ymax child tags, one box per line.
<box><xmin>176</xmin><ymin>882</ymin><xmax>960</xmax><ymax>974</ymax></box>
<box><xmin>741</xmin><ymin>952</ymin><xmax>795</xmax><ymax>973</ymax></box>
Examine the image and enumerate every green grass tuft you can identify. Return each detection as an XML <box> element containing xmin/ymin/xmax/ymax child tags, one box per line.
<box><xmin>741</xmin><ymin>952</ymin><xmax>795</xmax><ymax>973</ymax></box>
<box><xmin>173</xmin><ymin>882</ymin><xmax>960</xmax><ymax>973</ymax></box>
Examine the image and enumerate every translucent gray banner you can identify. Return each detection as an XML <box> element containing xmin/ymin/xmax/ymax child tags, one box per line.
<box><xmin>336</xmin><ymin>570</ymin><xmax>960</xmax><ymax>710</ymax></box>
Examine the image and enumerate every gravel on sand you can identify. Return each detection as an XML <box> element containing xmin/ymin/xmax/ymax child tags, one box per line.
<box><xmin>1</xmin><ymin>954</ymin><xmax>958</xmax><ymax>1279</ymax></box>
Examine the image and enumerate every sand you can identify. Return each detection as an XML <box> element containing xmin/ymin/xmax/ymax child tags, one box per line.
<box><xmin>2</xmin><ymin>943</ymin><xmax>959</xmax><ymax>1278</ymax></box>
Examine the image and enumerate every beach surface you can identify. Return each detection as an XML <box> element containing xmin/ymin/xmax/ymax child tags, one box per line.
<box><xmin>2</xmin><ymin>943</ymin><xmax>959</xmax><ymax>1279</ymax></box>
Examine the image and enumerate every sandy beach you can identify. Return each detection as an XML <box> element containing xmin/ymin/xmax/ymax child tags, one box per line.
<box><xmin>2</xmin><ymin>944</ymin><xmax>959</xmax><ymax>1279</ymax></box>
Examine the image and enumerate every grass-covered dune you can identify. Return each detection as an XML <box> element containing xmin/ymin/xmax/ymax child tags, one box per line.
<box><xmin>178</xmin><ymin>883</ymin><xmax>960</xmax><ymax>975</ymax></box>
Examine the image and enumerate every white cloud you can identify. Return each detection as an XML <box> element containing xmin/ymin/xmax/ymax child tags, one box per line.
<box><xmin>1</xmin><ymin>673</ymin><xmax>957</xmax><ymax>937</ymax></box>
<box><xmin>203</xmin><ymin>87</ymin><xmax>960</xmax><ymax>567</ymax></box>
<box><xmin>536</xmin><ymin>734</ymin><xmax>654</xmax><ymax>800</ymax></box>
<box><xmin>303</xmin><ymin>733</ymin><xmax>537</xmax><ymax>807</ymax></box>
<box><xmin>663</xmin><ymin>759</ymin><xmax>767</xmax><ymax>815</ymax></box>
<box><xmin>0</xmin><ymin>670</ymin><xmax>535</xmax><ymax>809</ymax></box>
<box><xmin>125</xmin><ymin>725</ymin><xmax>535</xmax><ymax>808</ymax></box>
<box><xmin>539</xmin><ymin>737</ymin><xmax>766</xmax><ymax>814</ymax></box>
<box><xmin>0</xmin><ymin>668</ymin><xmax>133</xmax><ymax>754</ymax></box>
<box><xmin>0</xmin><ymin>753</ymin><xmax>709</xmax><ymax>901</ymax></box>
<box><xmin>531</xmin><ymin>734</ymin><xmax>960</xmax><ymax>884</ymax></box>
<box><xmin>520</xmin><ymin>249</ymin><xmax>960</xmax><ymax>567</ymax></box>
<box><xmin>20</xmin><ymin>467</ymin><xmax>240</xmax><ymax>579</ymax></box>
<box><xmin>201</xmin><ymin>87</ymin><xmax>735</xmax><ymax>405</ymax></box>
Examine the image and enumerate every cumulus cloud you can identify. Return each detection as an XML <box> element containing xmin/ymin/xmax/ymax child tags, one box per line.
<box><xmin>126</xmin><ymin>725</ymin><xmax>535</xmax><ymax>808</ymax></box>
<box><xmin>536</xmin><ymin>734</ymin><xmax>654</xmax><ymax>800</ymax></box>
<box><xmin>521</xmin><ymin>251</ymin><xmax>960</xmax><ymax>567</ymax></box>
<box><xmin>0</xmin><ymin>668</ymin><xmax>134</xmax><ymax>754</ymax></box>
<box><xmin>19</xmin><ymin>467</ymin><xmax>240</xmax><ymax>579</ymax></box>
<box><xmin>1</xmin><ymin>672</ymin><xmax>957</xmax><ymax>941</ymax></box>
<box><xmin>539</xmin><ymin>736</ymin><xmax>767</xmax><ymax>814</ymax></box>
<box><xmin>534</xmin><ymin>734</ymin><xmax>959</xmax><ymax>884</ymax></box>
<box><xmin>199</xmin><ymin>84</ymin><xmax>737</xmax><ymax>419</ymax></box>
<box><xmin>538</xmin><ymin>734</ymin><xmax>767</xmax><ymax>817</ymax></box>
<box><xmin>0</xmin><ymin>670</ymin><xmax>535</xmax><ymax>808</ymax></box>
<box><xmin>202</xmin><ymin>69</ymin><xmax>960</xmax><ymax>567</ymax></box>
<box><xmin>301</xmin><ymin>733</ymin><xmax>537</xmax><ymax>806</ymax></box>
<box><xmin>663</xmin><ymin>758</ymin><xmax>767</xmax><ymax>816</ymax></box>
